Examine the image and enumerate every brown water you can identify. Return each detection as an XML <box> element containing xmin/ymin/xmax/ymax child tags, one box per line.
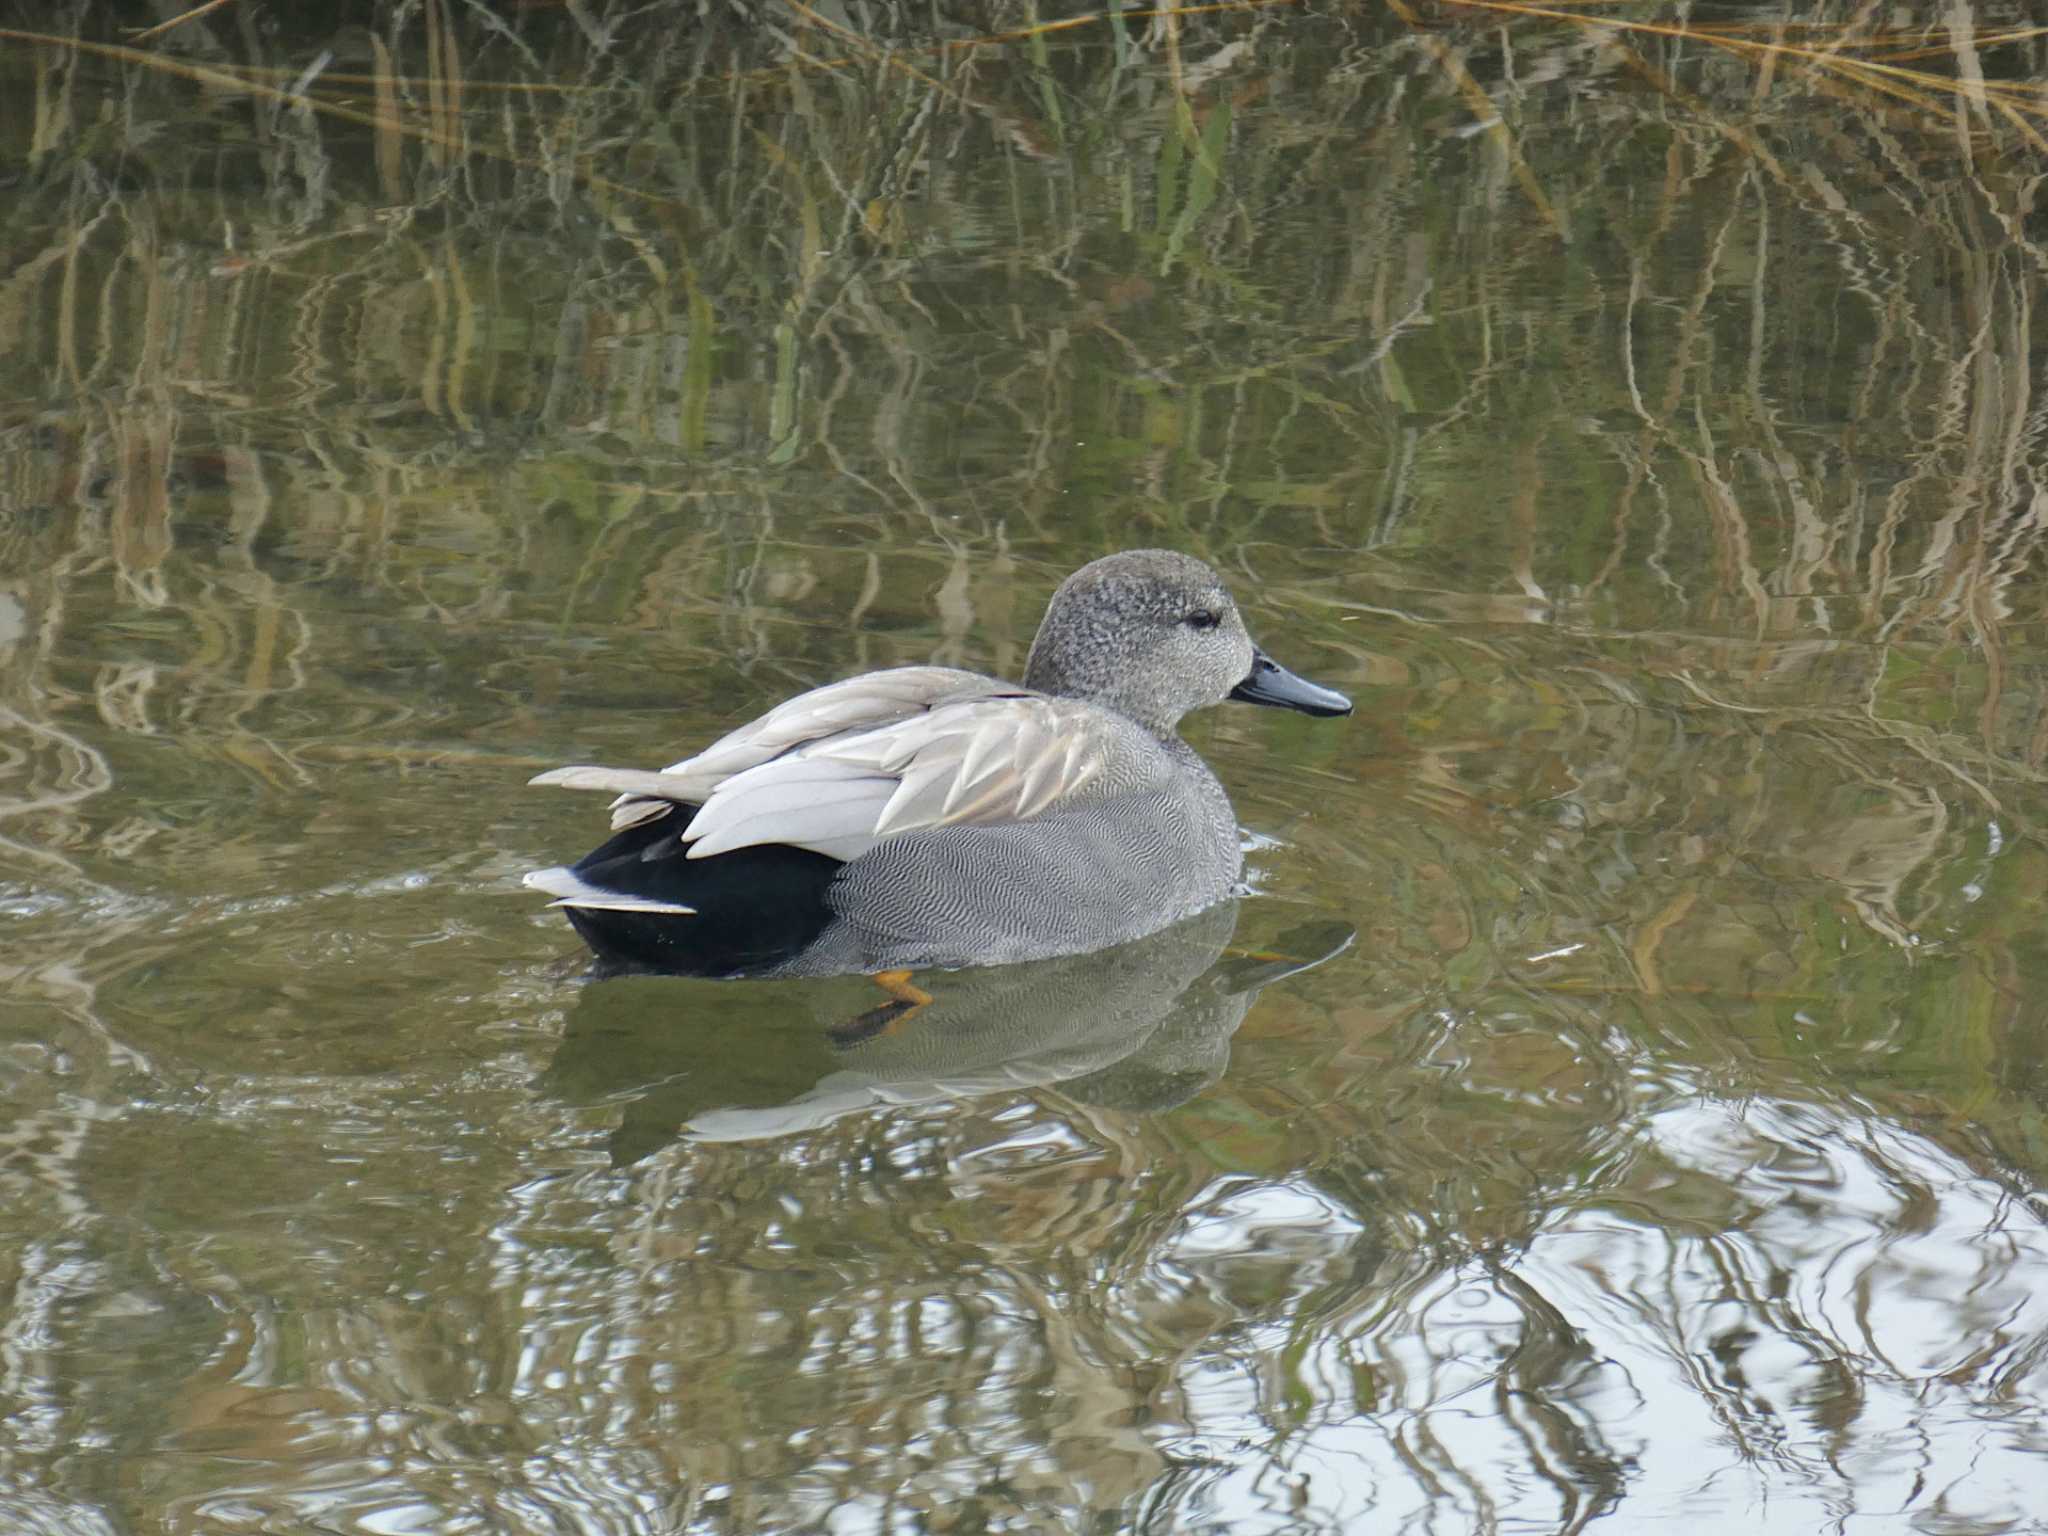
<box><xmin>5</xmin><ymin>5</ymin><xmax>2048</xmax><ymax>1532</ymax></box>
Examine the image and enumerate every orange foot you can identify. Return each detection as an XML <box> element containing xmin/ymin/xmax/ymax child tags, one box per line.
<box><xmin>828</xmin><ymin>968</ymin><xmax>935</xmax><ymax>1046</ymax></box>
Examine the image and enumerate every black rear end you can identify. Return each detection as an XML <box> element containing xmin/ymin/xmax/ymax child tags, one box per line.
<box><xmin>559</xmin><ymin>804</ymin><xmax>842</xmax><ymax>976</ymax></box>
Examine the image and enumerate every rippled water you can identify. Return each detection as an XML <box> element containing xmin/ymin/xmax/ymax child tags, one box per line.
<box><xmin>5</xmin><ymin>5</ymin><xmax>2048</xmax><ymax>1533</ymax></box>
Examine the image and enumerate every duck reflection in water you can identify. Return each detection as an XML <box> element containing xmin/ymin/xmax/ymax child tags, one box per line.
<box><xmin>524</xmin><ymin>550</ymin><xmax>1352</xmax><ymax>1160</ymax></box>
<box><xmin>540</xmin><ymin>903</ymin><xmax>1352</xmax><ymax>1164</ymax></box>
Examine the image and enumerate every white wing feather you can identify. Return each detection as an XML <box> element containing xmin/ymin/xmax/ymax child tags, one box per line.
<box><xmin>663</xmin><ymin>666</ymin><xmax>992</xmax><ymax>785</ymax></box>
<box><xmin>530</xmin><ymin>666</ymin><xmax>991</xmax><ymax>831</ymax></box>
<box><xmin>529</xmin><ymin>666</ymin><xmax>1122</xmax><ymax>865</ymax></box>
<box><xmin>683</xmin><ymin>694</ymin><xmax>1111</xmax><ymax>860</ymax></box>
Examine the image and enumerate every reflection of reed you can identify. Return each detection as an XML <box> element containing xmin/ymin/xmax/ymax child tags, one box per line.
<box><xmin>0</xmin><ymin>27</ymin><xmax>2038</xmax><ymax>1011</ymax></box>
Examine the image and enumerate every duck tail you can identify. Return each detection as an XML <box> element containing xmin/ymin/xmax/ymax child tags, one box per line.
<box><xmin>522</xmin><ymin>866</ymin><xmax>697</xmax><ymax>916</ymax></box>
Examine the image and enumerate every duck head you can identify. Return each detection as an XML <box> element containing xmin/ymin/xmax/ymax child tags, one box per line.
<box><xmin>1022</xmin><ymin>549</ymin><xmax>1352</xmax><ymax>736</ymax></box>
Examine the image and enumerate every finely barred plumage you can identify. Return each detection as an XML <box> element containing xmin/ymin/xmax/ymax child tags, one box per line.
<box><xmin>524</xmin><ymin>550</ymin><xmax>1351</xmax><ymax>975</ymax></box>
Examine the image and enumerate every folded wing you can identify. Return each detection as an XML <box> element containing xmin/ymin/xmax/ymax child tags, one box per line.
<box><xmin>530</xmin><ymin>666</ymin><xmax>1129</xmax><ymax>864</ymax></box>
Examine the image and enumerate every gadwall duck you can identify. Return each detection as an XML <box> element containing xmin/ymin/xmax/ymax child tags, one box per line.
<box><xmin>525</xmin><ymin>549</ymin><xmax>1350</xmax><ymax>975</ymax></box>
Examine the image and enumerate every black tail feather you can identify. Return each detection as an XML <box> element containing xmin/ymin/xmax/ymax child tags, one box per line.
<box><xmin>559</xmin><ymin>804</ymin><xmax>841</xmax><ymax>976</ymax></box>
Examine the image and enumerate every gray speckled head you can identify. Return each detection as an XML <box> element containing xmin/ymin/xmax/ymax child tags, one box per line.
<box><xmin>1021</xmin><ymin>550</ymin><xmax>1261</xmax><ymax>736</ymax></box>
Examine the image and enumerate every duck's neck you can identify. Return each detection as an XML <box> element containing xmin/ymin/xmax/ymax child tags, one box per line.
<box><xmin>1024</xmin><ymin>652</ymin><xmax>1181</xmax><ymax>739</ymax></box>
<box><xmin>1024</xmin><ymin>663</ymin><xmax>1187</xmax><ymax>741</ymax></box>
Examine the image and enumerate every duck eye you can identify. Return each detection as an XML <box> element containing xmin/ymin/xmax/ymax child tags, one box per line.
<box><xmin>1182</xmin><ymin>609</ymin><xmax>1221</xmax><ymax>631</ymax></box>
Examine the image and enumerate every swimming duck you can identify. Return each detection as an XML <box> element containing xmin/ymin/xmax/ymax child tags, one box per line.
<box><xmin>524</xmin><ymin>549</ymin><xmax>1350</xmax><ymax>975</ymax></box>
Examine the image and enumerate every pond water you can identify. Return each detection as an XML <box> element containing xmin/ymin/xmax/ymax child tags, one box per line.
<box><xmin>5</xmin><ymin>5</ymin><xmax>2048</xmax><ymax>1533</ymax></box>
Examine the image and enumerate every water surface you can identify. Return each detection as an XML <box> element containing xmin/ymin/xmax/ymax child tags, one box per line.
<box><xmin>4</xmin><ymin>5</ymin><xmax>2048</xmax><ymax>1532</ymax></box>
